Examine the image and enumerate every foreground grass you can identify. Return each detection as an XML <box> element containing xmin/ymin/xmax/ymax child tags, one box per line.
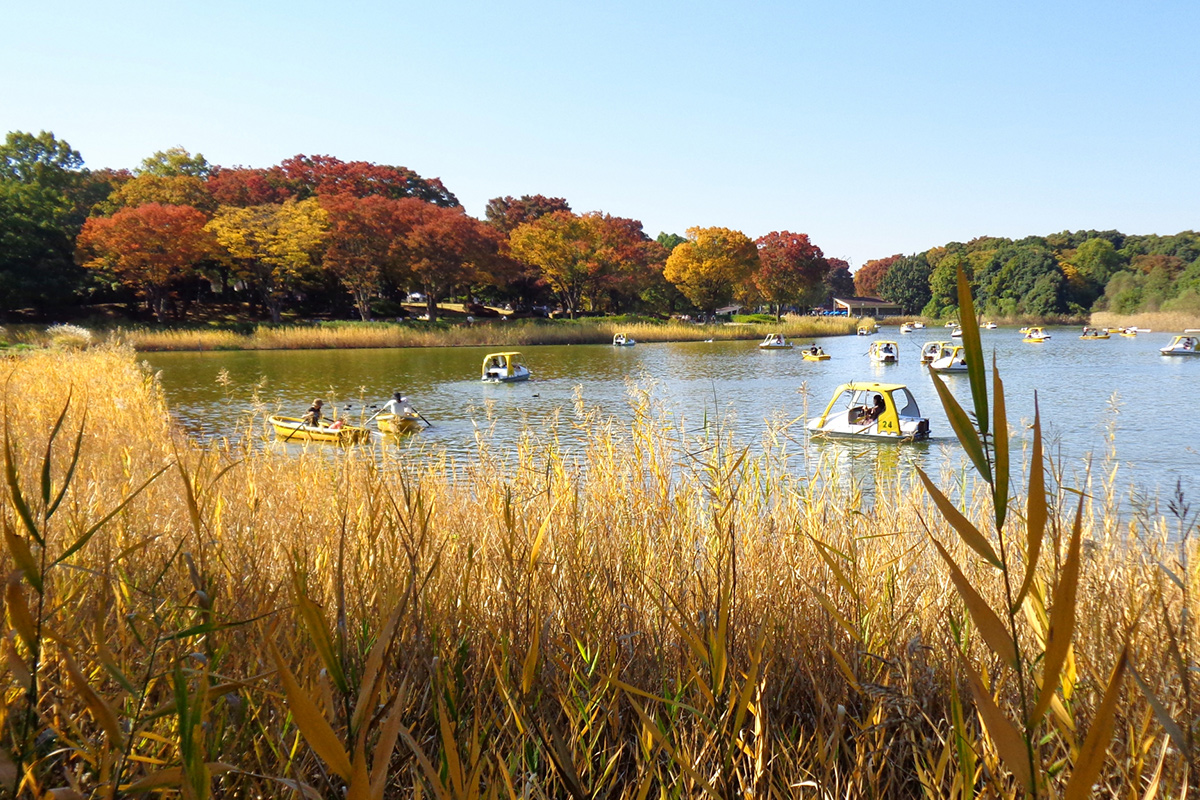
<box><xmin>0</xmin><ymin>346</ymin><xmax>1194</xmax><ymax>797</ymax></box>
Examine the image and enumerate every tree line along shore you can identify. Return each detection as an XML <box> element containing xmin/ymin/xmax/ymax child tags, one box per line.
<box><xmin>3</xmin><ymin>130</ymin><xmax>1199</xmax><ymax>336</ymax></box>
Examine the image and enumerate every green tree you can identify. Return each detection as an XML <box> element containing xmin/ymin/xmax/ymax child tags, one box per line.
<box><xmin>0</xmin><ymin>131</ymin><xmax>83</xmax><ymax>191</ymax></box>
<box><xmin>0</xmin><ymin>131</ymin><xmax>85</xmax><ymax>313</ymax></box>
<box><xmin>876</xmin><ymin>253</ymin><xmax>932</xmax><ymax>314</ymax></box>
<box><xmin>663</xmin><ymin>227</ymin><xmax>759</xmax><ymax>314</ymax></box>
<box><xmin>139</xmin><ymin>147</ymin><xmax>211</xmax><ymax>178</ymax></box>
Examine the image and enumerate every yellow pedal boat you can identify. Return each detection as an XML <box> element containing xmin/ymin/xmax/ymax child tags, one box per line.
<box><xmin>269</xmin><ymin>416</ymin><xmax>371</xmax><ymax>444</ymax></box>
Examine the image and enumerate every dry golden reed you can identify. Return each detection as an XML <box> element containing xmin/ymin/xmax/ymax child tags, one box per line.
<box><xmin>0</xmin><ymin>344</ymin><xmax>1194</xmax><ymax>798</ymax></box>
<box><xmin>111</xmin><ymin>316</ymin><xmax>860</xmax><ymax>352</ymax></box>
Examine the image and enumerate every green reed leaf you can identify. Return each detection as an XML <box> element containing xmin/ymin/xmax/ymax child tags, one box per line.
<box><xmin>991</xmin><ymin>356</ymin><xmax>1009</xmax><ymax>529</ymax></box>
<box><xmin>956</xmin><ymin>265</ymin><xmax>989</xmax><ymax>438</ymax></box>
<box><xmin>929</xmin><ymin>369</ymin><xmax>992</xmax><ymax>485</ymax></box>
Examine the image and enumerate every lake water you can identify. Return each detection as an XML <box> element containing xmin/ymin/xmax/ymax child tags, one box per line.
<box><xmin>143</xmin><ymin>326</ymin><xmax>1198</xmax><ymax>504</ymax></box>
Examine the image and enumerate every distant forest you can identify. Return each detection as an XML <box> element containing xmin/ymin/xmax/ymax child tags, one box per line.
<box><xmin>2</xmin><ymin>129</ymin><xmax>1196</xmax><ymax>324</ymax></box>
<box><xmin>853</xmin><ymin>230</ymin><xmax>1200</xmax><ymax>319</ymax></box>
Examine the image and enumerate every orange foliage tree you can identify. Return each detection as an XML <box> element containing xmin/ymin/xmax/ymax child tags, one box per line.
<box><xmin>76</xmin><ymin>203</ymin><xmax>215</xmax><ymax>321</ymax></box>
<box><xmin>853</xmin><ymin>254</ymin><xmax>901</xmax><ymax>296</ymax></box>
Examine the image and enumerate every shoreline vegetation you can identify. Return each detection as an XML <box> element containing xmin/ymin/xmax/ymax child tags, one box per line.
<box><xmin>3</xmin><ymin>314</ymin><xmax>868</xmax><ymax>352</ymax></box>
<box><xmin>0</xmin><ymin>342</ymin><xmax>1194</xmax><ymax>795</ymax></box>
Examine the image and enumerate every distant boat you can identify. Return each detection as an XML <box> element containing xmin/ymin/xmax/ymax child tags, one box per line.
<box><xmin>758</xmin><ymin>333</ymin><xmax>793</xmax><ymax>349</ymax></box>
<box><xmin>868</xmin><ymin>340</ymin><xmax>899</xmax><ymax>363</ymax></box>
<box><xmin>929</xmin><ymin>345</ymin><xmax>968</xmax><ymax>373</ymax></box>
<box><xmin>920</xmin><ymin>341</ymin><xmax>951</xmax><ymax>364</ymax></box>
<box><xmin>1160</xmin><ymin>335</ymin><xmax>1199</xmax><ymax>356</ymax></box>
<box><xmin>1023</xmin><ymin>327</ymin><xmax>1051</xmax><ymax>343</ymax></box>
<box><xmin>482</xmin><ymin>351</ymin><xmax>532</xmax><ymax>382</ymax></box>
<box><xmin>612</xmin><ymin>332</ymin><xmax>636</xmax><ymax>346</ymax></box>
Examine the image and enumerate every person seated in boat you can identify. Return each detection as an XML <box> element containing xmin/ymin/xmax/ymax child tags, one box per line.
<box><xmin>381</xmin><ymin>391</ymin><xmax>412</xmax><ymax>417</ymax></box>
<box><xmin>862</xmin><ymin>394</ymin><xmax>886</xmax><ymax>423</ymax></box>
<box><xmin>301</xmin><ymin>398</ymin><xmax>324</xmax><ymax>427</ymax></box>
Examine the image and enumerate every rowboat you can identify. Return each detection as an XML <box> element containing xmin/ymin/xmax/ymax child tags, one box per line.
<box><xmin>269</xmin><ymin>416</ymin><xmax>371</xmax><ymax>444</ymax></box>
<box><xmin>802</xmin><ymin>345</ymin><xmax>830</xmax><ymax>361</ymax></box>
<box><xmin>482</xmin><ymin>352</ymin><xmax>531</xmax><ymax>382</ymax></box>
<box><xmin>1080</xmin><ymin>327</ymin><xmax>1110</xmax><ymax>340</ymax></box>
<box><xmin>377</xmin><ymin>412</ymin><xmax>422</xmax><ymax>435</ymax></box>
<box><xmin>612</xmin><ymin>333</ymin><xmax>636</xmax><ymax>347</ymax></box>
<box><xmin>868</xmin><ymin>340</ymin><xmax>898</xmax><ymax>363</ymax></box>
<box><xmin>758</xmin><ymin>333</ymin><xmax>793</xmax><ymax>349</ymax></box>
<box><xmin>807</xmin><ymin>382</ymin><xmax>930</xmax><ymax>442</ymax></box>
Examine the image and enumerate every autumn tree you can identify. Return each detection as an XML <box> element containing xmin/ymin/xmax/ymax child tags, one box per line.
<box><xmin>76</xmin><ymin>203</ymin><xmax>215</xmax><ymax>321</ymax></box>
<box><xmin>279</xmin><ymin>155</ymin><xmax>459</xmax><ymax>207</ymax></box>
<box><xmin>853</xmin><ymin>254</ymin><xmax>899</xmax><ymax>296</ymax></box>
<box><xmin>321</xmin><ymin>194</ymin><xmax>406</xmax><ymax>321</ymax></box>
<box><xmin>823</xmin><ymin>257</ymin><xmax>855</xmax><ymax>304</ymax></box>
<box><xmin>207</xmin><ymin>198</ymin><xmax>329</xmax><ymax>322</ymax></box>
<box><xmin>139</xmin><ymin>147</ymin><xmax>211</xmax><ymax>178</ymax></box>
<box><xmin>753</xmin><ymin>231</ymin><xmax>828</xmax><ymax>320</ymax></box>
<box><xmin>390</xmin><ymin>200</ymin><xmax>499</xmax><ymax>322</ymax></box>
<box><xmin>105</xmin><ymin>173</ymin><xmax>216</xmax><ymax>214</ymax></box>
<box><xmin>206</xmin><ymin>167</ymin><xmax>294</xmax><ymax>207</ymax></box>
<box><xmin>485</xmin><ymin>195</ymin><xmax>571</xmax><ymax>234</ymax></box>
<box><xmin>508</xmin><ymin>211</ymin><xmax>638</xmax><ymax>318</ymax></box>
<box><xmin>662</xmin><ymin>226</ymin><xmax>759</xmax><ymax>314</ymax></box>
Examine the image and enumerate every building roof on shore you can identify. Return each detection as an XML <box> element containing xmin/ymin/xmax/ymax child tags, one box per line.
<box><xmin>832</xmin><ymin>296</ymin><xmax>904</xmax><ymax>309</ymax></box>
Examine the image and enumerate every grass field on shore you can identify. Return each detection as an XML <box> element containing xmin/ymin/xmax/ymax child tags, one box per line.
<box><xmin>0</xmin><ymin>343</ymin><xmax>1194</xmax><ymax>796</ymax></box>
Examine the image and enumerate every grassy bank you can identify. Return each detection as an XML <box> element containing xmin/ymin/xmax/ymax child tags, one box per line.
<box><xmin>0</xmin><ymin>345</ymin><xmax>1193</xmax><ymax>796</ymax></box>
<box><xmin>2</xmin><ymin>315</ymin><xmax>863</xmax><ymax>352</ymax></box>
<box><xmin>1091</xmin><ymin>309</ymin><xmax>1200</xmax><ymax>332</ymax></box>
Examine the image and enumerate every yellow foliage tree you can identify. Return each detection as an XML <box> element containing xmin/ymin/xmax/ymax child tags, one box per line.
<box><xmin>508</xmin><ymin>211</ymin><xmax>608</xmax><ymax>318</ymax></box>
<box><xmin>663</xmin><ymin>226</ymin><xmax>759</xmax><ymax>314</ymax></box>
<box><xmin>105</xmin><ymin>174</ymin><xmax>216</xmax><ymax>214</ymax></box>
<box><xmin>207</xmin><ymin>198</ymin><xmax>328</xmax><ymax>322</ymax></box>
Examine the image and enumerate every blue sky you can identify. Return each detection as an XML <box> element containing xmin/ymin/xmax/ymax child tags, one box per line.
<box><xmin>3</xmin><ymin>0</ymin><xmax>1197</xmax><ymax>267</ymax></box>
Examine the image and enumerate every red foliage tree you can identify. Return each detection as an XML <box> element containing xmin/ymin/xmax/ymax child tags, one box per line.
<box><xmin>76</xmin><ymin>203</ymin><xmax>215</xmax><ymax>321</ymax></box>
<box><xmin>279</xmin><ymin>155</ymin><xmax>459</xmax><ymax>207</ymax></box>
<box><xmin>321</xmin><ymin>194</ymin><xmax>407</xmax><ymax>321</ymax></box>
<box><xmin>853</xmin><ymin>254</ymin><xmax>901</xmax><ymax>296</ymax></box>
<box><xmin>391</xmin><ymin>200</ymin><xmax>499</xmax><ymax>321</ymax></box>
<box><xmin>753</xmin><ymin>231</ymin><xmax>828</xmax><ymax>319</ymax></box>
<box><xmin>484</xmin><ymin>195</ymin><xmax>572</xmax><ymax>234</ymax></box>
<box><xmin>206</xmin><ymin>167</ymin><xmax>294</xmax><ymax>207</ymax></box>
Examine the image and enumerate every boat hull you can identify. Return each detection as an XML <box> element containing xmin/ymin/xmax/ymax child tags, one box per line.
<box><xmin>269</xmin><ymin>416</ymin><xmax>370</xmax><ymax>444</ymax></box>
<box><xmin>803</xmin><ymin>353</ymin><xmax>830</xmax><ymax>361</ymax></box>
<box><xmin>377</xmin><ymin>413</ymin><xmax>421</xmax><ymax>434</ymax></box>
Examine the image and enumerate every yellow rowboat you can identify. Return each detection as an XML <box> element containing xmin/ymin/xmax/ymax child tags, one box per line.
<box><xmin>802</xmin><ymin>346</ymin><xmax>830</xmax><ymax>361</ymax></box>
<box><xmin>269</xmin><ymin>416</ymin><xmax>371</xmax><ymax>444</ymax></box>
<box><xmin>1080</xmin><ymin>328</ymin><xmax>1110</xmax><ymax>340</ymax></box>
<box><xmin>377</xmin><ymin>412</ymin><xmax>422</xmax><ymax>435</ymax></box>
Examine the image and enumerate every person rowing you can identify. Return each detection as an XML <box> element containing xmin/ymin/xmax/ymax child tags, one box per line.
<box><xmin>381</xmin><ymin>391</ymin><xmax>413</xmax><ymax>418</ymax></box>
<box><xmin>301</xmin><ymin>398</ymin><xmax>325</xmax><ymax>427</ymax></box>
